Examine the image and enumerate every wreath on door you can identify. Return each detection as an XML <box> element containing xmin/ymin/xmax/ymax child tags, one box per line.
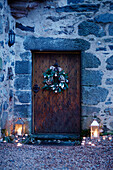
<box><xmin>42</xmin><ymin>62</ymin><xmax>69</xmax><ymax>93</ymax></box>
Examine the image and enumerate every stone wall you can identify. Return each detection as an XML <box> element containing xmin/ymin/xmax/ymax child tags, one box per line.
<box><xmin>0</xmin><ymin>0</ymin><xmax>113</xmax><ymax>134</ymax></box>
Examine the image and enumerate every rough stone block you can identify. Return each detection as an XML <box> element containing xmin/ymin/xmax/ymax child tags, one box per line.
<box><xmin>0</xmin><ymin>3</ymin><xmax>3</xmax><ymax>9</ymax></box>
<box><xmin>1</xmin><ymin>112</ymin><xmax>8</xmax><ymax>129</ymax></box>
<box><xmin>109</xmin><ymin>122</ymin><xmax>113</xmax><ymax>129</ymax></box>
<box><xmin>104</xmin><ymin>108</ymin><xmax>113</xmax><ymax>116</ymax></box>
<box><xmin>0</xmin><ymin>16</ymin><xmax>3</xmax><ymax>34</ymax></box>
<box><xmin>16</xmin><ymin>22</ymin><xmax>34</xmax><ymax>32</ymax></box>
<box><xmin>78</xmin><ymin>21</ymin><xmax>106</xmax><ymax>37</ymax></box>
<box><xmin>56</xmin><ymin>4</ymin><xmax>100</xmax><ymax>13</ymax></box>
<box><xmin>95</xmin><ymin>13</ymin><xmax>113</xmax><ymax>23</ymax></box>
<box><xmin>106</xmin><ymin>55</ymin><xmax>113</xmax><ymax>70</ymax></box>
<box><xmin>14</xmin><ymin>75</ymin><xmax>31</xmax><ymax>90</ymax></box>
<box><xmin>82</xmin><ymin>87</ymin><xmax>109</xmax><ymax>105</ymax></box>
<box><xmin>14</xmin><ymin>104</ymin><xmax>31</xmax><ymax>118</ymax></box>
<box><xmin>15</xmin><ymin>61</ymin><xmax>32</xmax><ymax>74</ymax></box>
<box><xmin>109</xmin><ymin>45</ymin><xmax>113</xmax><ymax>50</ymax></box>
<box><xmin>0</xmin><ymin>104</ymin><xmax>2</xmax><ymax>116</ymax></box>
<box><xmin>67</xmin><ymin>0</ymin><xmax>84</xmax><ymax>4</ymax></box>
<box><xmin>109</xmin><ymin>24</ymin><xmax>113</xmax><ymax>36</ymax></box>
<box><xmin>81</xmin><ymin>52</ymin><xmax>101</xmax><ymax>68</ymax></box>
<box><xmin>20</xmin><ymin>52</ymin><xmax>32</xmax><ymax>60</ymax></box>
<box><xmin>82</xmin><ymin>70</ymin><xmax>103</xmax><ymax>86</ymax></box>
<box><xmin>96</xmin><ymin>47</ymin><xmax>107</xmax><ymax>51</ymax></box>
<box><xmin>0</xmin><ymin>57</ymin><xmax>2</xmax><ymax>70</ymax></box>
<box><xmin>15</xmin><ymin>91</ymin><xmax>31</xmax><ymax>103</ymax></box>
<box><xmin>23</xmin><ymin>36</ymin><xmax>90</xmax><ymax>51</ymax></box>
<box><xmin>82</xmin><ymin>106</ymin><xmax>100</xmax><ymax>117</ymax></box>
<box><xmin>105</xmin><ymin>78</ymin><xmax>113</xmax><ymax>85</ymax></box>
<box><xmin>0</xmin><ymin>73</ymin><xmax>4</xmax><ymax>82</ymax></box>
<box><xmin>3</xmin><ymin>101</ymin><xmax>8</xmax><ymax>111</ymax></box>
<box><xmin>0</xmin><ymin>41</ymin><xmax>4</xmax><ymax>47</ymax></box>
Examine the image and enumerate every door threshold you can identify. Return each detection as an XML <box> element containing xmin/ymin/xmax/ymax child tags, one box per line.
<box><xmin>31</xmin><ymin>133</ymin><xmax>80</xmax><ymax>140</ymax></box>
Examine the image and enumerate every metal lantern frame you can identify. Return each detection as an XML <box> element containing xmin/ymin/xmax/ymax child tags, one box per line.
<box><xmin>14</xmin><ymin>118</ymin><xmax>25</xmax><ymax>136</ymax></box>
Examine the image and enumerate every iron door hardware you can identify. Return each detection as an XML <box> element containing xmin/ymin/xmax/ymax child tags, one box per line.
<box><xmin>32</xmin><ymin>84</ymin><xmax>40</xmax><ymax>93</ymax></box>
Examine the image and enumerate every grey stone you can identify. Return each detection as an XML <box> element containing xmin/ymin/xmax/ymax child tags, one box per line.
<box><xmin>104</xmin><ymin>38</ymin><xmax>113</xmax><ymax>43</ymax></box>
<box><xmin>0</xmin><ymin>41</ymin><xmax>4</xmax><ymax>47</ymax></box>
<box><xmin>109</xmin><ymin>45</ymin><xmax>113</xmax><ymax>50</ymax></box>
<box><xmin>23</xmin><ymin>36</ymin><xmax>90</xmax><ymax>51</ymax></box>
<box><xmin>16</xmin><ymin>22</ymin><xmax>34</xmax><ymax>32</ymax></box>
<box><xmin>95</xmin><ymin>13</ymin><xmax>113</xmax><ymax>23</ymax></box>
<box><xmin>81</xmin><ymin>52</ymin><xmax>101</xmax><ymax>68</ymax></box>
<box><xmin>106</xmin><ymin>55</ymin><xmax>113</xmax><ymax>70</ymax></box>
<box><xmin>0</xmin><ymin>3</ymin><xmax>3</xmax><ymax>9</ymax></box>
<box><xmin>105</xmin><ymin>78</ymin><xmax>113</xmax><ymax>85</ymax></box>
<box><xmin>20</xmin><ymin>52</ymin><xmax>32</xmax><ymax>60</ymax></box>
<box><xmin>0</xmin><ymin>73</ymin><xmax>4</xmax><ymax>82</ymax></box>
<box><xmin>109</xmin><ymin>24</ymin><xmax>113</xmax><ymax>36</ymax></box>
<box><xmin>110</xmin><ymin>3</ymin><xmax>113</xmax><ymax>10</ymax></box>
<box><xmin>104</xmin><ymin>108</ymin><xmax>113</xmax><ymax>116</ymax></box>
<box><xmin>78</xmin><ymin>21</ymin><xmax>106</xmax><ymax>37</ymax></box>
<box><xmin>3</xmin><ymin>101</ymin><xmax>8</xmax><ymax>111</ymax></box>
<box><xmin>47</xmin><ymin>16</ymin><xmax>67</xmax><ymax>22</ymax></box>
<box><xmin>96</xmin><ymin>47</ymin><xmax>107</xmax><ymax>51</ymax></box>
<box><xmin>56</xmin><ymin>4</ymin><xmax>100</xmax><ymax>13</ymax></box>
<box><xmin>105</xmin><ymin>101</ymin><xmax>112</xmax><ymax>105</ymax></box>
<box><xmin>1</xmin><ymin>112</ymin><xmax>8</xmax><ymax>129</ymax></box>
<box><xmin>14</xmin><ymin>104</ymin><xmax>31</xmax><ymax>118</ymax></box>
<box><xmin>67</xmin><ymin>0</ymin><xmax>84</xmax><ymax>4</ymax></box>
<box><xmin>109</xmin><ymin>121</ymin><xmax>113</xmax><ymax>128</ymax></box>
<box><xmin>82</xmin><ymin>70</ymin><xmax>103</xmax><ymax>86</ymax></box>
<box><xmin>82</xmin><ymin>106</ymin><xmax>100</xmax><ymax>117</ymax></box>
<box><xmin>0</xmin><ymin>16</ymin><xmax>3</xmax><ymax>34</ymax></box>
<box><xmin>0</xmin><ymin>104</ymin><xmax>2</xmax><ymax>116</ymax></box>
<box><xmin>14</xmin><ymin>75</ymin><xmax>31</xmax><ymax>90</ymax></box>
<box><xmin>15</xmin><ymin>61</ymin><xmax>32</xmax><ymax>74</ymax></box>
<box><xmin>15</xmin><ymin>91</ymin><xmax>31</xmax><ymax>103</ymax></box>
<box><xmin>82</xmin><ymin>87</ymin><xmax>109</xmax><ymax>105</ymax></box>
<box><xmin>0</xmin><ymin>57</ymin><xmax>2</xmax><ymax>70</ymax></box>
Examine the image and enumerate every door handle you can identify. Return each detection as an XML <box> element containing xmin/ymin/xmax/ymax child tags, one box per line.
<box><xmin>32</xmin><ymin>84</ymin><xmax>40</xmax><ymax>93</ymax></box>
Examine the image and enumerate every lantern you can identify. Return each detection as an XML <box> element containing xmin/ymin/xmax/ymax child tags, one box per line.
<box><xmin>14</xmin><ymin>118</ymin><xmax>25</xmax><ymax>136</ymax></box>
<box><xmin>90</xmin><ymin>119</ymin><xmax>99</xmax><ymax>139</ymax></box>
<box><xmin>8</xmin><ymin>29</ymin><xmax>15</xmax><ymax>47</ymax></box>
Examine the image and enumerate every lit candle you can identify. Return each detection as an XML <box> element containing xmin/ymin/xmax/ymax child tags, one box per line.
<box><xmin>83</xmin><ymin>137</ymin><xmax>86</xmax><ymax>140</ymax></box>
<box><xmin>17</xmin><ymin>128</ymin><xmax>22</xmax><ymax>136</ymax></box>
<box><xmin>94</xmin><ymin>129</ymin><xmax>98</xmax><ymax>138</ymax></box>
<box><xmin>17</xmin><ymin>143</ymin><xmax>22</xmax><ymax>147</ymax></box>
<box><xmin>109</xmin><ymin>136</ymin><xmax>112</xmax><ymax>140</ymax></box>
<box><xmin>25</xmin><ymin>134</ymin><xmax>28</xmax><ymax>137</ymax></box>
<box><xmin>15</xmin><ymin>140</ymin><xmax>18</xmax><ymax>143</ymax></box>
<box><xmin>91</xmin><ymin>143</ymin><xmax>95</xmax><ymax>146</ymax></box>
<box><xmin>103</xmin><ymin>136</ymin><xmax>106</xmax><ymax>140</ymax></box>
<box><xmin>81</xmin><ymin>142</ymin><xmax>85</xmax><ymax>146</ymax></box>
<box><xmin>88</xmin><ymin>142</ymin><xmax>92</xmax><ymax>145</ymax></box>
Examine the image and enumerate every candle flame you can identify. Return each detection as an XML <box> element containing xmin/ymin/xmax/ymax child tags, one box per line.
<box><xmin>94</xmin><ymin>129</ymin><xmax>98</xmax><ymax>138</ymax></box>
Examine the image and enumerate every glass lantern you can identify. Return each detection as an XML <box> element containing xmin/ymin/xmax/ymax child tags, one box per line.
<box><xmin>14</xmin><ymin>118</ymin><xmax>25</xmax><ymax>136</ymax></box>
<box><xmin>90</xmin><ymin>119</ymin><xmax>99</xmax><ymax>139</ymax></box>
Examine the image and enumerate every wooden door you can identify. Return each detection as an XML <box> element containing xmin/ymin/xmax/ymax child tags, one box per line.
<box><xmin>32</xmin><ymin>52</ymin><xmax>81</xmax><ymax>135</ymax></box>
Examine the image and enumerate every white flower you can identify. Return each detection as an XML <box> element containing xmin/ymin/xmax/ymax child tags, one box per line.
<box><xmin>50</xmin><ymin>66</ymin><xmax>55</xmax><ymax>70</ymax></box>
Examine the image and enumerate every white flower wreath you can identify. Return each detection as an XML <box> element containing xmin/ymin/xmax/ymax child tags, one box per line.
<box><xmin>42</xmin><ymin>63</ymin><xmax>69</xmax><ymax>93</ymax></box>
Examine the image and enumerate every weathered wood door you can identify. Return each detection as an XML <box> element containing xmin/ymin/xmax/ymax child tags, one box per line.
<box><xmin>32</xmin><ymin>52</ymin><xmax>81</xmax><ymax>135</ymax></box>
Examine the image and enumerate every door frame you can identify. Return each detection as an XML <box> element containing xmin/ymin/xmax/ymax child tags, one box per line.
<box><xmin>32</xmin><ymin>51</ymin><xmax>81</xmax><ymax>138</ymax></box>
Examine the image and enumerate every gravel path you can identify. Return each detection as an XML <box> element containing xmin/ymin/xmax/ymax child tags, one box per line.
<box><xmin>0</xmin><ymin>139</ymin><xmax>113</xmax><ymax>170</ymax></box>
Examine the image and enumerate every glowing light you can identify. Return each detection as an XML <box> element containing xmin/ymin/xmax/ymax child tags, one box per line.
<box><xmin>109</xmin><ymin>137</ymin><xmax>112</xmax><ymax>140</ymax></box>
<box><xmin>17</xmin><ymin>127</ymin><xmax>22</xmax><ymax>136</ymax></box>
<box><xmin>94</xmin><ymin>129</ymin><xmax>98</xmax><ymax>138</ymax></box>
<box><xmin>25</xmin><ymin>134</ymin><xmax>28</xmax><ymax>137</ymax></box>
<box><xmin>17</xmin><ymin>143</ymin><xmax>22</xmax><ymax>147</ymax></box>
<box><xmin>15</xmin><ymin>140</ymin><xmax>18</xmax><ymax>143</ymax></box>
<box><xmin>88</xmin><ymin>142</ymin><xmax>92</xmax><ymax>145</ymax></box>
<box><xmin>83</xmin><ymin>137</ymin><xmax>86</xmax><ymax>140</ymax></box>
<box><xmin>81</xmin><ymin>142</ymin><xmax>85</xmax><ymax>146</ymax></box>
<box><xmin>3</xmin><ymin>140</ymin><xmax>6</xmax><ymax>143</ymax></box>
<box><xmin>91</xmin><ymin>143</ymin><xmax>95</xmax><ymax>146</ymax></box>
<box><xmin>103</xmin><ymin>136</ymin><xmax>106</xmax><ymax>140</ymax></box>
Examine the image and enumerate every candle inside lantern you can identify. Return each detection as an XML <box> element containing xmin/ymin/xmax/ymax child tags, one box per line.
<box><xmin>17</xmin><ymin>127</ymin><xmax>22</xmax><ymax>136</ymax></box>
<box><xmin>94</xmin><ymin>129</ymin><xmax>98</xmax><ymax>138</ymax></box>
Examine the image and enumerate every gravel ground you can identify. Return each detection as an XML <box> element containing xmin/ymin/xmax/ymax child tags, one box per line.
<box><xmin>0</xmin><ymin>137</ymin><xmax>113</xmax><ymax>170</ymax></box>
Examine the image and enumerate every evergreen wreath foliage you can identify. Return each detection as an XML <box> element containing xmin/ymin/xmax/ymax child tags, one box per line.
<box><xmin>42</xmin><ymin>63</ymin><xmax>69</xmax><ymax>93</ymax></box>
